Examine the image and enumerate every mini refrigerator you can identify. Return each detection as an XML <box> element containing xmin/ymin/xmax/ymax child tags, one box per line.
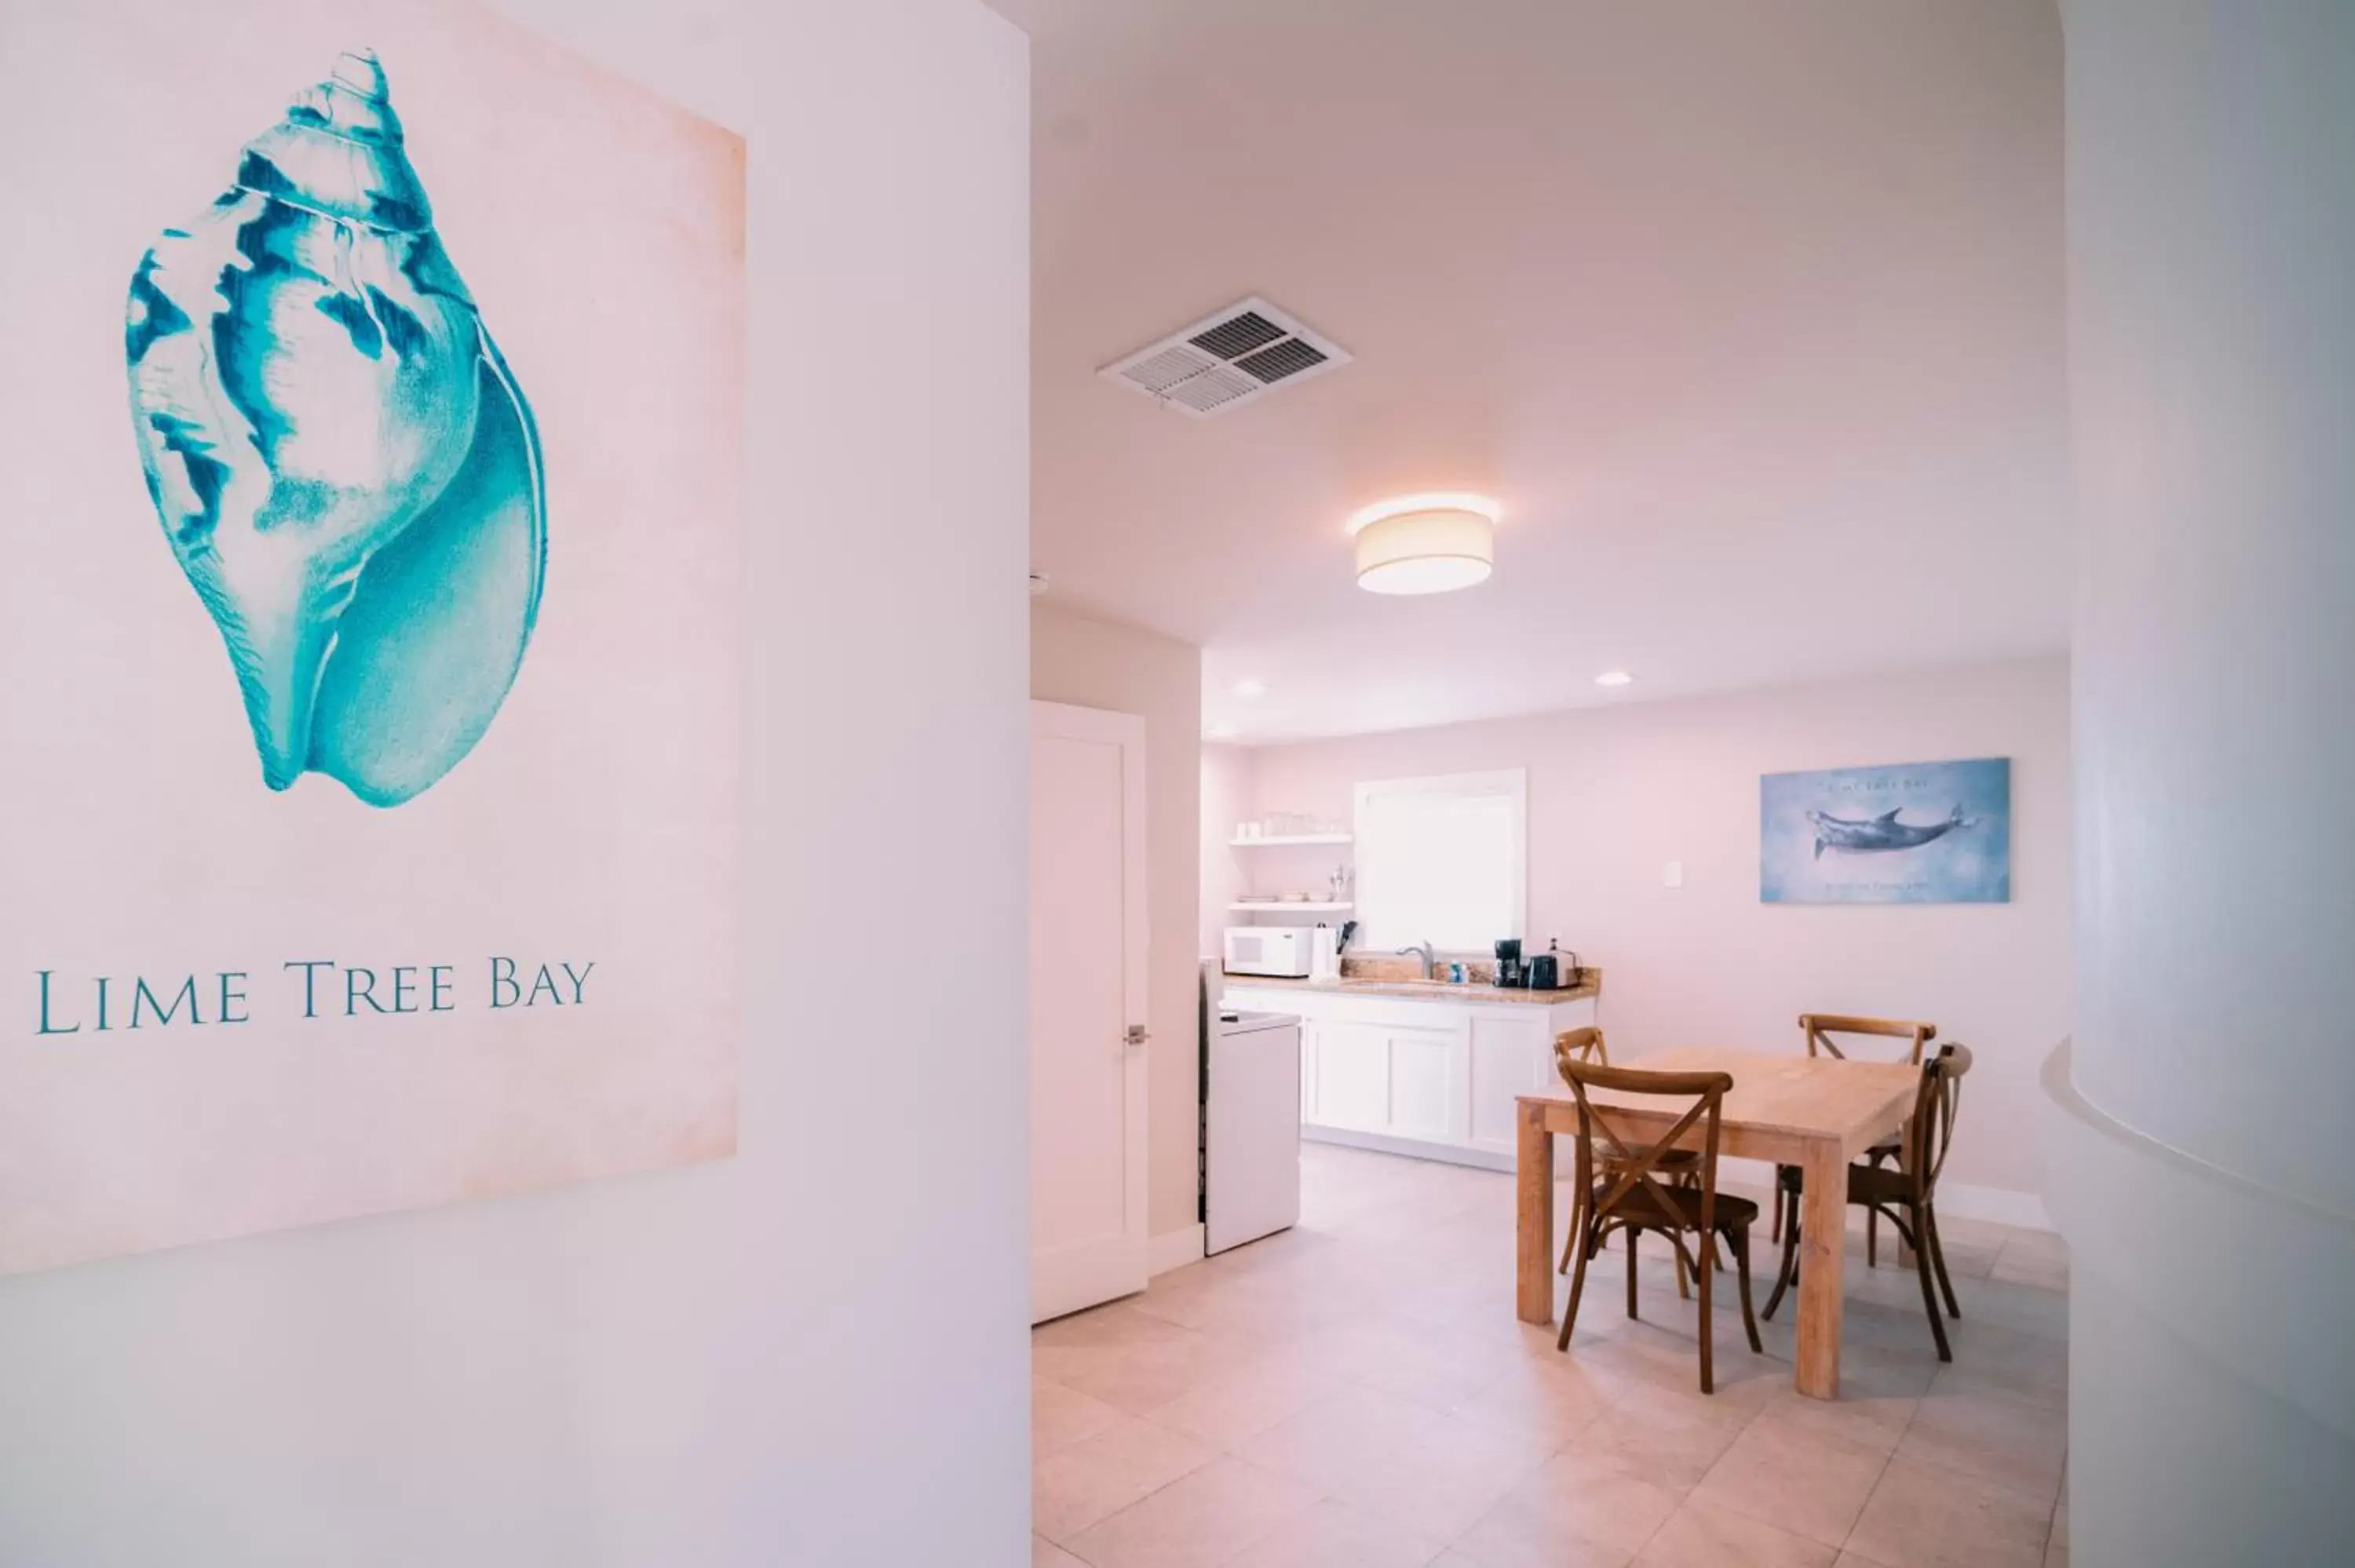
<box><xmin>1201</xmin><ymin>967</ymin><xmax>1302</xmax><ymax>1254</ymax></box>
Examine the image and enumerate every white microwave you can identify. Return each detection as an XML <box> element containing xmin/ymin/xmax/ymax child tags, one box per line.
<box><xmin>1224</xmin><ymin>925</ymin><xmax>1314</xmax><ymax>978</ymax></box>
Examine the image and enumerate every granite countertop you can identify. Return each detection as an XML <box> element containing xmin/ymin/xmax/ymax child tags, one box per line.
<box><xmin>1222</xmin><ymin>968</ymin><xmax>1601</xmax><ymax>1006</ymax></box>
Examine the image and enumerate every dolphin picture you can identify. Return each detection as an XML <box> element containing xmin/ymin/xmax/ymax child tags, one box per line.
<box><xmin>1805</xmin><ymin>804</ymin><xmax>1975</xmax><ymax>860</ymax></box>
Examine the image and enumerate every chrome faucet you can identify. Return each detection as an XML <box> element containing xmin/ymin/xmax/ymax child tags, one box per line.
<box><xmin>1397</xmin><ymin>941</ymin><xmax>1437</xmax><ymax>979</ymax></box>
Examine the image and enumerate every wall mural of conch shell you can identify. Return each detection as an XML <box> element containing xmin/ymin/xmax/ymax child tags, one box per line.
<box><xmin>126</xmin><ymin>49</ymin><xmax>546</xmax><ymax>808</ymax></box>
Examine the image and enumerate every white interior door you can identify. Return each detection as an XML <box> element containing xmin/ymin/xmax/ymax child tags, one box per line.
<box><xmin>1030</xmin><ymin>701</ymin><xmax>1149</xmax><ymax>1324</ymax></box>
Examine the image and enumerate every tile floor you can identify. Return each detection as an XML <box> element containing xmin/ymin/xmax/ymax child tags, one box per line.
<box><xmin>1035</xmin><ymin>1143</ymin><xmax>2069</xmax><ymax>1568</ymax></box>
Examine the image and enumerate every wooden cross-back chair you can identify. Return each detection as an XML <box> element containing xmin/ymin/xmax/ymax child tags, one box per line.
<box><xmin>1773</xmin><ymin>1013</ymin><xmax>1939</xmax><ymax>1265</ymax></box>
<box><xmin>1764</xmin><ymin>1043</ymin><xmax>1973</xmax><ymax>1361</ymax></box>
<box><xmin>1553</xmin><ymin>1058</ymin><xmax>1765</xmax><ymax>1394</ymax></box>
<box><xmin>1554</xmin><ymin>1028</ymin><xmax>1706</xmax><ymax>1299</ymax></box>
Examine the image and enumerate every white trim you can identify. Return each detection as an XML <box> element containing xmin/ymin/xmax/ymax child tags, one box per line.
<box><xmin>1705</xmin><ymin>1155</ymin><xmax>2055</xmax><ymax>1233</ymax></box>
<box><xmin>1303</xmin><ymin>1123</ymin><xmax>1515</xmax><ymax>1172</ymax></box>
<box><xmin>1148</xmin><ymin>1223</ymin><xmax>1205</xmax><ymax>1275</ymax></box>
<box><xmin>1930</xmin><ymin>1181</ymin><xmax>2054</xmax><ymax>1233</ymax></box>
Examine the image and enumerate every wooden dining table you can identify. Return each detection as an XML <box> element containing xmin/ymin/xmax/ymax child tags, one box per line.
<box><xmin>1516</xmin><ymin>1045</ymin><xmax>1920</xmax><ymax>1399</ymax></box>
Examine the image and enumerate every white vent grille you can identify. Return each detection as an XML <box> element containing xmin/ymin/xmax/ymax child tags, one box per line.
<box><xmin>1099</xmin><ymin>297</ymin><xmax>1350</xmax><ymax>418</ymax></box>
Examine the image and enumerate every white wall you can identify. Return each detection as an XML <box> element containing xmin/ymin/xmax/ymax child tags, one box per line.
<box><xmin>1199</xmin><ymin>743</ymin><xmax>1254</xmax><ymax>956</ymax></box>
<box><xmin>2053</xmin><ymin>1</ymin><xmax>2355</xmax><ymax>1559</ymax></box>
<box><xmin>1243</xmin><ymin>656</ymin><xmax>2071</xmax><ymax>1212</ymax></box>
<box><xmin>0</xmin><ymin>2</ymin><xmax>1033</xmax><ymax>1564</ymax></box>
<box><xmin>1031</xmin><ymin>604</ymin><xmax>1205</xmax><ymax>1247</ymax></box>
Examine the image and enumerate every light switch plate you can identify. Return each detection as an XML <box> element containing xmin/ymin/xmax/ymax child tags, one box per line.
<box><xmin>1663</xmin><ymin>860</ymin><xmax>1685</xmax><ymax>888</ymax></box>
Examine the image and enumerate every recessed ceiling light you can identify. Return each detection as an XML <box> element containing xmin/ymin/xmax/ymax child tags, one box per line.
<box><xmin>1203</xmin><ymin>723</ymin><xmax>1239</xmax><ymax>741</ymax></box>
<box><xmin>1232</xmin><ymin>677</ymin><xmax>1269</xmax><ymax>699</ymax></box>
<box><xmin>1346</xmin><ymin>494</ymin><xmax>1501</xmax><ymax>596</ymax></box>
<box><xmin>1594</xmin><ymin>670</ymin><xmax>1636</xmax><ymax>687</ymax></box>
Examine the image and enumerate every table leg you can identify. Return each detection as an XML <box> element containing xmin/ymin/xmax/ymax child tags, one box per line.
<box><xmin>1517</xmin><ymin>1101</ymin><xmax>1554</xmax><ymax>1326</ymax></box>
<box><xmin>1795</xmin><ymin>1139</ymin><xmax>1848</xmax><ymax>1398</ymax></box>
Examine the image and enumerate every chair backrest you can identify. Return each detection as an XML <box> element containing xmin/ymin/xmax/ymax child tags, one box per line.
<box><xmin>1899</xmin><ymin>1043</ymin><xmax>1972</xmax><ymax>1201</ymax></box>
<box><xmin>1556</xmin><ymin>1058</ymin><xmax>1736</xmax><ymax>1234</ymax></box>
<box><xmin>1554</xmin><ymin>1026</ymin><xmax>1608</xmax><ymax>1081</ymax></box>
<box><xmin>1800</xmin><ymin>1012</ymin><xmax>1936</xmax><ymax>1066</ymax></box>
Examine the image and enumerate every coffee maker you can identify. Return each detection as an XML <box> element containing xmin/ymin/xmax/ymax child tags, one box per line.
<box><xmin>1492</xmin><ymin>938</ymin><xmax>1526</xmax><ymax>989</ymax></box>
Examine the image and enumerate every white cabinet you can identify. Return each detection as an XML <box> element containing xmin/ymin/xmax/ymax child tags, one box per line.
<box><xmin>1385</xmin><ymin>1019</ymin><xmax>1466</xmax><ymax>1143</ymax></box>
<box><xmin>1312</xmin><ymin>1019</ymin><xmax>1392</xmax><ymax>1132</ymax></box>
<box><xmin>1221</xmin><ymin>983</ymin><xmax>1595</xmax><ymax>1171</ymax></box>
<box><xmin>1467</xmin><ymin>1012</ymin><xmax>1559</xmax><ymax>1157</ymax></box>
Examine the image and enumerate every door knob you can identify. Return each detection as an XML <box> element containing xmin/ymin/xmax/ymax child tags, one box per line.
<box><xmin>1124</xmin><ymin>1025</ymin><xmax>1150</xmax><ymax>1048</ymax></box>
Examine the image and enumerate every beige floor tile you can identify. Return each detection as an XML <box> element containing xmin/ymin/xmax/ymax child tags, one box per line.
<box><xmin>1555</xmin><ymin>1311</ymin><xmax>1775</xmax><ymax>1409</ymax></box>
<box><xmin>1036</xmin><ymin>1376</ymin><xmax>1129</xmax><ymax>1460</ymax></box>
<box><xmin>1035</xmin><ymin>1534</ymin><xmax>1089</xmax><ymax>1567</ymax></box>
<box><xmin>1221</xmin><ymin>1497</ymin><xmax>1450</xmax><ymax>1568</ymax></box>
<box><xmin>1925</xmin><ymin>1331</ymin><xmax>2068</xmax><ymax>1412</ymax></box>
<box><xmin>1448</xmin><ymin>1353</ymin><xmax>1628</xmax><ymax>1447</ymax></box>
<box><xmin>1033</xmin><ymin>1146</ymin><xmax>2068</xmax><ymax>1568</ymax></box>
<box><xmin>1448</xmin><ymin>1448</ymin><xmax>1681</xmax><ymax>1566</ymax></box>
<box><xmin>1145</xmin><ymin>1355</ymin><xmax>1349</xmax><ymax>1449</ymax></box>
<box><xmin>1995</xmin><ymin>1231</ymin><xmax>2068</xmax><ymax>1271</ymax></box>
<box><xmin>1842</xmin><ymin>1456</ymin><xmax>2052</xmax><ymax>1568</ymax></box>
<box><xmin>1035</xmin><ymin>1328</ymin><xmax>1266</xmax><ymax>1417</ymax></box>
<box><xmin>1064</xmin><ymin>1455</ymin><xmax>1324</xmax><ymax>1568</ymax></box>
<box><xmin>1989</xmin><ymin>1255</ymin><xmax>2068</xmax><ymax>1292</ymax></box>
<box><xmin>1631</xmin><ymin>1497</ymin><xmax>1839</xmax><ymax>1568</ymax></box>
<box><xmin>1036</xmin><ymin>1300</ymin><xmax>1199</xmax><ymax>1349</ymax></box>
<box><xmin>1032</xmin><ymin>1413</ymin><xmax>1219</xmax><ymax>1543</ymax></box>
<box><xmin>1565</xmin><ymin>1377</ymin><xmax>1757</xmax><ymax>1492</ymax></box>
<box><xmin>1896</xmin><ymin>1376</ymin><xmax>2068</xmax><ymax>1507</ymax></box>
<box><xmin>1952</xmin><ymin>1275</ymin><xmax>2070</xmax><ymax>1342</ymax></box>
<box><xmin>1687</xmin><ymin>1410</ymin><xmax>1890</xmax><ymax>1547</ymax></box>
<box><xmin>1292</xmin><ymin>1314</ymin><xmax>1525</xmax><ymax>1413</ymax></box>
<box><xmin>1236</xmin><ymin>1385</ymin><xmax>1554</xmax><ymax>1542</ymax></box>
<box><xmin>1755</xmin><ymin>1346</ymin><xmax>1932</xmax><ymax>1454</ymax></box>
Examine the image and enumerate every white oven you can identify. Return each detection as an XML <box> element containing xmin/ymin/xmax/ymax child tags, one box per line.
<box><xmin>1223</xmin><ymin>925</ymin><xmax>1313</xmax><ymax>978</ymax></box>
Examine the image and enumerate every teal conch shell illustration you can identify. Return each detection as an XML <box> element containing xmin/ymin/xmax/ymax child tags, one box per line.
<box><xmin>126</xmin><ymin>50</ymin><xmax>546</xmax><ymax>808</ymax></box>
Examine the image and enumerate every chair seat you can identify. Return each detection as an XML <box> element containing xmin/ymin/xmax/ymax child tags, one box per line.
<box><xmin>1776</xmin><ymin>1163</ymin><xmax>1911</xmax><ymax>1207</ymax></box>
<box><xmin>1601</xmin><ymin>1145</ymin><xmax>1701</xmax><ymax>1174</ymax></box>
<box><xmin>1592</xmin><ymin>1181</ymin><xmax>1758</xmax><ymax>1231</ymax></box>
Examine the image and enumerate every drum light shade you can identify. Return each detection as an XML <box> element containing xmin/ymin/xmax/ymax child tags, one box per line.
<box><xmin>1348</xmin><ymin>494</ymin><xmax>1500</xmax><ymax>595</ymax></box>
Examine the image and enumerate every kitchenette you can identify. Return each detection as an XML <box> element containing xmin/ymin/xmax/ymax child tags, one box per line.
<box><xmin>1221</xmin><ymin>957</ymin><xmax>1597</xmax><ymax>1173</ymax></box>
<box><xmin>1208</xmin><ymin>772</ymin><xmax>1593</xmax><ymax>1184</ymax></box>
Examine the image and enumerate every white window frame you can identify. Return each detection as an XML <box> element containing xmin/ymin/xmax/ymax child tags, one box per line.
<box><xmin>1351</xmin><ymin>768</ymin><xmax>1528</xmax><ymax>954</ymax></box>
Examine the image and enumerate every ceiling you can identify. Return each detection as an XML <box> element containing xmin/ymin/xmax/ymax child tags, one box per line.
<box><xmin>996</xmin><ymin>0</ymin><xmax>2068</xmax><ymax>742</ymax></box>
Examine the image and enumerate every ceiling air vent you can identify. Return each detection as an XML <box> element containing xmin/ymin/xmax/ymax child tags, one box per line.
<box><xmin>1099</xmin><ymin>297</ymin><xmax>1351</xmax><ymax>418</ymax></box>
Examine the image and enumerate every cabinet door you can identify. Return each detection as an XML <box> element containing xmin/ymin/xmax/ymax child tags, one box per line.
<box><xmin>1312</xmin><ymin>1021</ymin><xmax>1391</xmax><ymax>1132</ymax></box>
<box><xmin>1384</xmin><ymin>1021</ymin><xmax>1465</xmax><ymax>1143</ymax></box>
<box><xmin>1469</xmin><ymin>1014</ymin><xmax>1554</xmax><ymax>1155</ymax></box>
<box><xmin>1298</xmin><ymin>1019</ymin><xmax>1320</xmax><ymax>1123</ymax></box>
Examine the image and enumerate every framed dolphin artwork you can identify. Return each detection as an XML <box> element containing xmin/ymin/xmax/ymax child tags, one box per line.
<box><xmin>1761</xmin><ymin>759</ymin><xmax>2012</xmax><ymax>904</ymax></box>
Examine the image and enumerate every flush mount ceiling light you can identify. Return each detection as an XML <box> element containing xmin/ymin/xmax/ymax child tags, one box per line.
<box><xmin>1203</xmin><ymin>723</ymin><xmax>1239</xmax><ymax>742</ymax></box>
<box><xmin>1594</xmin><ymin>670</ymin><xmax>1636</xmax><ymax>687</ymax></box>
<box><xmin>1347</xmin><ymin>493</ymin><xmax>1499</xmax><ymax>595</ymax></box>
<box><xmin>1232</xmin><ymin>677</ymin><xmax>1269</xmax><ymax>699</ymax></box>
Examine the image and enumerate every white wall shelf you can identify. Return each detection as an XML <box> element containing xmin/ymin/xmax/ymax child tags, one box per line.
<box><xmin>1229</xmin><ymin>833</ymin><xmax>1353</xmax><ymax>848</ymax></box>
<box><xmin>1229</xmin><ymin>901</ymin><xmax>1353</xmax><ymax>913</ymax></box>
